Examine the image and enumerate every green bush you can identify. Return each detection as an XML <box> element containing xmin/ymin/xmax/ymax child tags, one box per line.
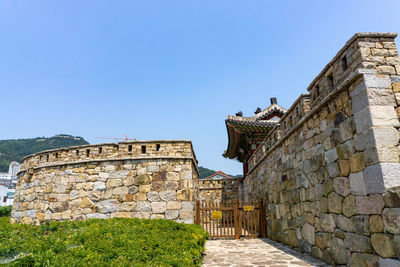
<box><xmin>0</xmin><ymin>217</ymin><xmax>208</xmax><ymax>266</ymax></box>
<box><xmin>0</xmin><ymin>206</ymin><xmax>11</xmax><ymax>217</ymax></box>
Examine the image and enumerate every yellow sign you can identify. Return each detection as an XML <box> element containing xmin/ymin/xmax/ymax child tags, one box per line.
<box><xmin>212</xmin><ymin>211</ymin><xmax>222</xmax><ymax>220</ymax></box>
<box><xmin>244</xmin><ymin>206</ymin><xmax>254</xmax><ymax>211</ymax></box>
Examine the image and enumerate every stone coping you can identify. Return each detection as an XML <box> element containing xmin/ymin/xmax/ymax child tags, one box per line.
<box><xmin>18</xmin><ymin>156</ymin><xmax>198</xmax><ymax>173</ymax></box>
<box><xmin>20</xmin><ymin>140</ymin><xmax>197</xmax><ymax>161</ymax></box>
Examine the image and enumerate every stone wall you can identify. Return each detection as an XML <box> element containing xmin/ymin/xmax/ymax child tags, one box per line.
<box><xmin>198</xmin><ymin>178</ymin><xmax>243</xmax><ymax>203</ymax></box>
<box><xmin>243</xmin><ymin>33</ymin><xmax>400</xmax><ymax>266</ymax></box>
<box><xmin>11</xmin><ymin>140</ymin><xmax>199</xmax><ymax>225</ymax></box>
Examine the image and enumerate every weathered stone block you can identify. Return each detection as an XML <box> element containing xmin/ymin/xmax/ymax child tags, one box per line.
<box><xmin>159</xmin><ymin>190</ymin><xmax>177</xmax><ymax>201</ymax></box>
<box><xmin>352</xmin><ymin>215</ymin><xmax>370</xmax><ymax>236</ymax></box>
<box><xmin>336</xmin><ymin>214</ymin><xmax>356</xmax><ymax>232</ymax></box>
<box><xmin>349</xmin><ymin>171</ymin><xmax>367</xmax><ymax>195</ymax></box>
<box><xmin>320</xmin><ymin>213</ymin><xmax>336</xmax><ymax>232</ymax></box>
<box><xmin>349</xmin><ymin>152</ymin><xmax>365</xmax><ymax>173</ymax></box>
<box><xmin>151</xmin><ymin>202</ymin><xmax>166</xmax><ymax>214</ymax></box>
<box><xmin>349</xmin><ymin>252</ymin><xmax>379</xmax><ymax>267</ymax></box>
<box><xmin>344</xmin><ymin>233</ymin><xmax>372</xmax><ymax>253</ymax></box>
<box><xmin>356</xmin><ymin>195</ymin><xmax>385</xmax><ymax>214</ymax></box>
<box><xmin>383</xmin><ymin>208</ymin><xmax>400</xmax><ymax>234</ymax></box>
<box><xmin>328</xmin><ymin>192</ymin><xmax>343</xmax><ymax>213</ymax></box>
<box><xmin>333</xmin><ymin>177</ymin><xmax>350</xmax><ymax>197</ymax></box>
<box><xmin>329</xmin><ymin>237</ymin><xmax>348</xmax><ymax>264</ymax></box>
<box><xmin>371</xmin><ymin>233</ymin><xmax>395</xmax><ymax>258</ymax></box>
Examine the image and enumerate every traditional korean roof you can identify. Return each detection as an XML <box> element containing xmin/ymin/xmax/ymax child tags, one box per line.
<box><xmin>223</xmin><ymin>100</ymin><xmax>287</xmax><ymax>160</ymax></box>
<box><xmin>202</xmin><ymin>171</ymin><xmax>242</xmax><ymax>180</ymax></box>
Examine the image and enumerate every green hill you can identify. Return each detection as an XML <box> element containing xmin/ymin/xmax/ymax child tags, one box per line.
<box><xmin>0</xmin><ymin>134</ymin><xmax>89</xmax><ymax>172</ymax></box>
<box><xmin>198</xmin><ymin>166</ymin><xmax>242</xmax><ymax>179</ymax></box>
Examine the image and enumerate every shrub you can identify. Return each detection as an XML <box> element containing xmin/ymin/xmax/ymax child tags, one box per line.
<box><xmin>0</xmin><ymin>217</ymin><xmax>208</xmax><ymax>266</ymax></box>
<box><xmin>0</xmin><ymin>206</ymin><xmax>11</xmax><ymax>217</ymax></box>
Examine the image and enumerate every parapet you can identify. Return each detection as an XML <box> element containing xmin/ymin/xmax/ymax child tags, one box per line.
<box><xmin>19</xmin><ymin>140</ymin><xmax>198</xmax><ymax>175</ymax></box>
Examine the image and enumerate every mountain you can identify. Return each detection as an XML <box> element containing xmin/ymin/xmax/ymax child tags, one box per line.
<box><xmin>198</xmin><ymin>166</ymin><xmax>242</xmax><ymax>179</ymax></box>
<box><xmin>0</xmin><ymin>134</ymin><xmax>89</xmax><ymax>172</ymax></box>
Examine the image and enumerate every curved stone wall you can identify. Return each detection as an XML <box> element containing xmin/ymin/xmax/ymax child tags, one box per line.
<box><xmin>11</xmin><ymin>140</ymin><xmax>199</xmax><ymax>224</ymax></box>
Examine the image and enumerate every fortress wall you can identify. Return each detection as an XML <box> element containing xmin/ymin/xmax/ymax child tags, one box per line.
<box><xmin>11</xmin><ymin>141</ymin><xmax>198</xmax><ymax>224</ymax></box>
<box><xmin>198</xmin><ymin>179</ymin><xmax>242</xmax><ymax>203</ymax></box>
<box><xmin>243</xmin><ymin>33</ymin><xmax>400</xmax><ymax>265</ymax></box>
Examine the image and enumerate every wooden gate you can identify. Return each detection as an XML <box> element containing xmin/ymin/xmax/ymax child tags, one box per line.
<box><xmin>195</xmin><ymin>199</ymin><xmax>266</xmax><ymax>239</ymax></box>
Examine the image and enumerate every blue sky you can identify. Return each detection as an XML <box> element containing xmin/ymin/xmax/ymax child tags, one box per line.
<box><xmin>1</xmin><ymin>0</ymin><xmax>400</xmax><ymax>175</ymax></box>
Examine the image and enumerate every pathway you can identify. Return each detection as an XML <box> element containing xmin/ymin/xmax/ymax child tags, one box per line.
<box><xmin>202</xmin><ymin>238</ymin><xmax>330</xmax><ymax>267</ymax></box>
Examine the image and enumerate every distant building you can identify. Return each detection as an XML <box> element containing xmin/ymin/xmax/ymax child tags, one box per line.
<box><xmin>9</xmin><ymin>161</ymin><xmax>20</xmax><ymax>178</ymax></box>
<box><xmin>0</xmin><ymin>186</ymin><xmax>13</xmax><ymax>206</ymax></box>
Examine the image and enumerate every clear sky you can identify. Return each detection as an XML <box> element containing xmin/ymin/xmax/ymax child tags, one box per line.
<box><xmin>1</xmin><ymin>0</ymin><xmax>400</xmax><ymax>175</ymax></box>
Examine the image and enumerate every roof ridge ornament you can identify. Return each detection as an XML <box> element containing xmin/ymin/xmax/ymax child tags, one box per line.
<box><xmin>254</xmin><ymin>107</ymin><xmax>262</xmax><ymax>114</ymax></box>
<box><xmin>235</xmin><ymin>111</ymin><xmax>243</xmax><ymax>117</ymax></box>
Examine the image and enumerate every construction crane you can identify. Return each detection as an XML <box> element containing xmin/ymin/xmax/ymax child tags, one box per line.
<box><xmin>95</xmin><ymin>135</ymin><xmax>136</xmax><ymax>141</ymax></box>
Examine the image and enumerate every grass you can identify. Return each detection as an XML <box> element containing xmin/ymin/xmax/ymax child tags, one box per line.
<box><xmin>0</xmin><ymin>217</ymin><xmax>208</xmax><ymax>266</ymax></box>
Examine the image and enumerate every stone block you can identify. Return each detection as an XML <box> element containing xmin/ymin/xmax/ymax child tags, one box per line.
<box><xmin>379</xmin><ymin>258</ymin><xmax>400</xmax><ymax>267</ymax></box>
<box><xmin>370</xmin><ymin>106</ymin><xmax>399</xmax><ymax>127</ymax></box>
<box><xmin>363</xmin><ymin>73</ymin><xmax>392</xmax><ymax>89</ymax></box>
<box><xmin>166</xmin><ymin>201</ymin><xmax>181</xmax><ymax>210</ymax></box>
<box><xmin>349</xmin><ymin>152</ymin><xmax>365</xmax><ymax>172</ymax></box>
<box><xmin>181</xmin><ymin>201</ymin><xmax>194</xmax><ymax>210</ymax></box>
<box><xmin>352</xmin><ymin>215</ymin><xmax>370</xmax><ymax>235</ymax></box>
<box><xmin>93</xmin><ymin>182</ymin><xmax>106</xmax><ymax>191</ymax></box>
<box><xmin>384</xmin><ymin>188</ymin><xmax>400</xmax><ymax>208</ymax></box>
<box><xmin>371</xmin><ymin>233</ymin><xmax>395</xmax><ymax>258</ymax></box>
<box><xmin>354</xmin><ymin>129</ymin><xmax>376</xmax><ymax>151</ymax></box>
<box><xmin>120</xmin><ymin>202</ymin><xmax>136</xmax><ymax>212</ymax></box>
<box><xmin>150</xmin><ymin>214</ymin><xmax>165</xmax><ymax>219</ymax></box>
<box><xmin>365</xmin><ymin>163</ymin><xmax>400</xmax><ymax>193</ymax></box>
<box><xmin>349</xmin><ymin>171</ymin><xmax>367</xmax><ymax>195</ymax></box>
<box><xmin>333</xmin><ymin>177</ymin><xmax>350</xmax><ymax>197</ymax></box>
<box><xmin>159</xmin><ymin>190</ymin><xmax>177</xmax><ymax>201</ymax></box>
<box><xmin>350</xmin><ymin>253</ymin><xmax>379</xmax><ymax>267</ymax></box>
<box><xmin>86</xmin><ymin>213</ymin><xmax>110</xmax><ymax>219</ymax></box>
<box><xmin>151</xmin><ymin>202</ymin><xmax>167</xmax><ymax>214</ymax></box>
<box><xmin>336</xmin><ymin>214</ymin><xmax>355</xmax><ymax>232</ymax></box>
<box><xmin>370</xmin><ymin>215</ymin><xmax>384</xmax><ymax>233</ymax></box>
<box><xmin>329</xmin><ymin>237</ymin><xmax>348</xmax><ymax>264</ymax></box>
<box><xmin>372</xmin><ymin>126</ymin><xmax>399</xmax><ymax>147</ymax></box>
<box><xmin>328</xmin><ymin>162</ymin><xmax>341</xmax><ymax>178</ymax></box>
<box><xmin>179</xmin><ymin>210</ymin><xmax>193</xmax><ymax>220</ymax></box>
<box><xmin>97</xmin><ymin>199</ymin><xmax>120</xmax><ymax>213</ymax></box>
<box><xmin>315</xmin><ymin>233</ymin><xmax>330</xmax><ymax>250</ymax></box>
<box><xmin>147</xmin><ymin>192</ymin><xmax>160</xmax><ymax>202</ymax></box>
<box><xmin>132</xmin><ymin>212</ymin><xmax>151</xmax><ymax>219</ymax></box>
<box><xmin>322</xmin><ymin>179</ymin><xmax>333</xmax><ymax>196</ymax></box>
<box><xmin>165</xmin><ymin>210</ymin><xmax>179</xmax><ymax>220</ymax></box>
<box><xmin>320</xmin><ymin>213</ymin><xmax>336</xmax><ymax>232</ymax></box>
<box><xmin>325</xmin><ymin>148</ymin><xmax>338</xmax><ymax>164</ymax></box>
<box><xmin>80</xmin><ymin>197</ymin><xmax>94</xmax><ymax>208</ymax></box>
<box><xmin>135</xmin><ymin>201</ymin><xmax>151</xmax><ymax>212</ymax></box>
<box><xmin>383</xmin><ymin>208</ymin><xmax>400</xmax><ymax>234</ymax></box>
<box><xmin>111</xmin><ymin>212</ymin><xmax>132</xmax><ymax>218</ymax></box>
<box><xmin>356</xmin><ymin>195</ymin><xmax>385</xmax><ymax>214</ymax></box>
<box><xmin>301</xmin><ymin>222</ymin><xmax>315</xmax><ymax>245</ymax></box>
<box><xmin>328</xmin><ymin>192</ymin><xmax>343</xmax><ymax>213</ymax></box>
<box><xmin>354</xmin><ymin>107</ymin><xmax>373</xmax><ymax>133</ymax></box>
<box><xmin>338</xmin><ymin>160</ymin><xmax>350</xmax><ymax>176</ymax></box>
<box><xmin>344</xmin><ymin>233</ymin><xmax>372</xmax><ymax>253</ymax></box>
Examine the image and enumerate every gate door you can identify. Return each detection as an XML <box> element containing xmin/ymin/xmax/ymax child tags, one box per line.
<box><xmin>195</xmin><ymin>199</ymin><xmax>266</xmax><ymax>239</ymax></box>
